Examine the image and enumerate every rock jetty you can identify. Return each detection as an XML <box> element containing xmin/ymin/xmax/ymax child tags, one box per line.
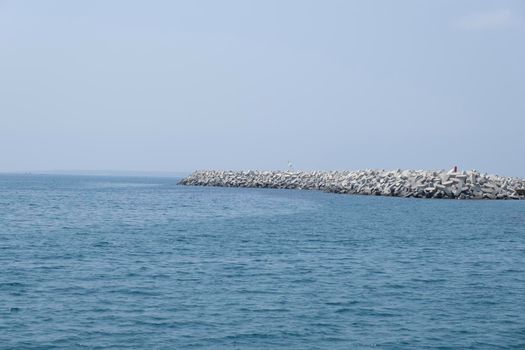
<box><xmin>179</xmin><ymin>169</ymin><xmax>525</xmax><ymax>200</ymax></box>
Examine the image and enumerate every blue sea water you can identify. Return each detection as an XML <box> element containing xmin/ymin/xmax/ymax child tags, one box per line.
<box><xmin>0</xmin><ymin>174</ymin><xmax>524</xmax><ymax>349</ymax></box>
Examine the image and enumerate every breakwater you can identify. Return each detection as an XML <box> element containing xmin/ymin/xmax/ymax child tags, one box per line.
<box><xmin>179</xmin><ymin>169</ymin><xmax>525</xmax><ymax>199</ymax></box>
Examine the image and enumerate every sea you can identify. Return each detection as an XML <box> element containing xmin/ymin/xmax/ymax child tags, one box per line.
<box><xmin>0</xmin><ymin>174</ymin><xmax>524</xmax><ymax>349</ymax></box>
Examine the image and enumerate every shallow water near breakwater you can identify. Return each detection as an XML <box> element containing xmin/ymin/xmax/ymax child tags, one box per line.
<box><xmin>1</xmin><ymin>174</ymin><xmax>524</xmax><ymax>349</ymax></box>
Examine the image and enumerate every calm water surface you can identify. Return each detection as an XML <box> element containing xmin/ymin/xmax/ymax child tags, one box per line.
<box><xmin>0</xmin><ymin>174</ymin><xmax>524</xmax><ymax>349</ymax></box>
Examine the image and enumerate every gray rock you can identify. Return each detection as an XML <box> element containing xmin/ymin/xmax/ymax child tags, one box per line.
<box><xmin>179</xmin><ymin>169</ymin><xmax>525</xmax><ymax>200</ymax></box>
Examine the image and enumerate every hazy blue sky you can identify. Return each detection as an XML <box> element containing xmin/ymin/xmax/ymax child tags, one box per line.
<box><xmin>1</xmin><ymin>1</ymin><xmax>524</xmax><ymax>176</ymax></box>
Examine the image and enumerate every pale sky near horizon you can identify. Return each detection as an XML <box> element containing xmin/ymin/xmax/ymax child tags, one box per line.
<box><xmin>1</xmin><ymin>1</ymin><xmax>524</xmax><ymax>176</ymax></box>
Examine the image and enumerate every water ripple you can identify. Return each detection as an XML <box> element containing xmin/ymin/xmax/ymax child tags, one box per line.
<box><xmin>0</xmin><ymin>174</ymin><xmax>524</xmax><ymax>349</ymax></box>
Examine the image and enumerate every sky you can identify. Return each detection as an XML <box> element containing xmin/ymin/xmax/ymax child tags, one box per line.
<box><xmin>1</xmin><ymin>0</ymin><xmax>524</xmax><ymax>176</ymax></box>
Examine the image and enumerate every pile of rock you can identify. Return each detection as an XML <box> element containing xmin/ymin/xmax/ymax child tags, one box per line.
<box><xmin>179</xmin><ymin>169</ymin><xmax>525</xmax><ymax>200</ymax></box>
